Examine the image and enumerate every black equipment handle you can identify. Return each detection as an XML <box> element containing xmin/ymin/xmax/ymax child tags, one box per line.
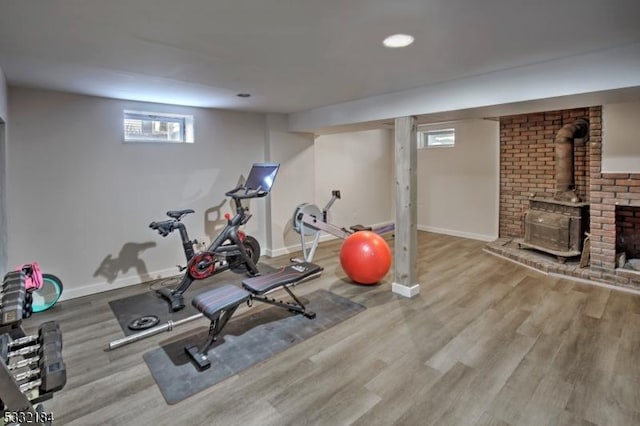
<box><xmin>149</xmin><ymin>220</ymin><xmax>175</xmax><ymax>237</ymax></box>
<box><xmin>225</xmin><ymin>185</ymin><xmax>268</xmax><ymax>200</ymax></box>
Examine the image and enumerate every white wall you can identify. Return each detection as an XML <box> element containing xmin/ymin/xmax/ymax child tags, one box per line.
<box><xmin>314</xmin><ymin>129</ymin><xmax>394</xmax><ymax>232</ymax></box>
<box><xmin>289</xmin><ymin>43</ymin><xmax>640</xmax><ymax>133</ymax></box>
<box><xmin>602</xmin><ymin>101</ymin><xmax>640</xmax><ymax>173</ymax></box>
<box><xmin>417</xmin><ymin>119</ymin><xmax>499</xmax><ymax>241</ymax></box>
<box><xmin>264</xmin><ymin>114</ymin><xmax>315</xmax><ymax>256</ymax></box>
<box><xmin>0</xmin><ymin>66</ymin><xmax>8</xmax><ymax>278</ymax></box>
<box><xmin>7</xmin><ymin>88</ymin><xmax>267</xmax><ymax>299</ymax></box>
<box><xmin>265</xmin><ymin>126</ymin><xmax>394</xmax><ymax>257</ymax></box>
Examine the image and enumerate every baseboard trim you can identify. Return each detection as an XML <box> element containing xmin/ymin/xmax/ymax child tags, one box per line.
<box><xmin>265</xmin><ymin>234</ymin><xmax>337</xmax><ymax>258</ymax></box>
<box><xmin>266</xmin><ymin>221</ymin><xmax>394</xmax><ymax>258</ymax></box>
<box><xmin>60</xmin><ymin>267</ymin><xmax>180</xmax><ymax>301</ymax></box>
<box><xmin>392</xmin><ymin>282</ymin><xmax>420</xmax><ymax>298</ymax></box>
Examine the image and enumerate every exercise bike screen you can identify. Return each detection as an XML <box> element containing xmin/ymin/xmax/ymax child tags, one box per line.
<box><xmin>245</xmin><ymin>163</ymin><xmax>280</xmax><ymax>192</ymax></box>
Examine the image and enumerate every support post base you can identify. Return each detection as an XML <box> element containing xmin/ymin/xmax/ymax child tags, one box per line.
<box><xmin>392</xmin><ymin>282</ymin><xmax>420</xmax><ymax>298</ymax></box>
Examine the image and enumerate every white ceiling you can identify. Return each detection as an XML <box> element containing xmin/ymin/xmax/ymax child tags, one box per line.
<box><xmin>1</xmin><ymin>0</ymin><xmax>639</xmax><ymax>114</ymax></box>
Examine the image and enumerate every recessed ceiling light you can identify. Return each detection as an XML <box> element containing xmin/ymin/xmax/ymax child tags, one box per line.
<box><xmin>237</xmin><ymin>93</ymin><xmax>251</xmax><ymax>98</ymax></box>
<box><xmin>383</xmin><ymin>34</ymin><xmax>415</xmax><ymax>48</ymax></box>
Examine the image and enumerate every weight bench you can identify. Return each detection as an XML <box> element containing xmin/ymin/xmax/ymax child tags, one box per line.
<box><xmin>185</xmin><ymin>262</ymin><xmax>322</xmax><ymax>370</ymax></box>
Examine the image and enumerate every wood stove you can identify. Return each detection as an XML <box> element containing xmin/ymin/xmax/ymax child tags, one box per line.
<box><xmin>518</xmin><ymin>119</ymin><xmax>590</xmax><ymax>262</ymax></box>
<box><xmin>520</xmin><ymin>197</ymin><xmax>589</xmax><ymax>262</ymax></box>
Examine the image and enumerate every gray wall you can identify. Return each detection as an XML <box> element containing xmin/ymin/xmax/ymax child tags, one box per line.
<box><xmin>0</xmin><ymin>66</ymin><xmax>7</xmax><ymax>120</ymax></box>
<box><xmin>602</xmin><ymin>101</ymin><xmax>640</xmax><ymax>173</ymax></box>
<box><xmin>7</xmin><ymin>88</ymin><xmax>267</xmax><ymax>299</ymax></box>
<box><xmin>0</xmin><ymin>66</ymin><xmax>7</xmax><ymax>278</ymax></box>
<box><xmin>264</xmin><ymin>114</ymin><xmax>316</xmax><ymax>256</ymax></box>
<box><xmin>314</xmin><ymin>129</ymin><xmax>394</xmax><ymax>232</ymax></box>
<box><xmin>417</xmin><ymin>119</ymin><xmax>499</xmax><ymax>241</ymax></box>
<box><xmin>266</xmin><ymin>125</ymin><xmax>393</xmax><ymax>257</ymax></box>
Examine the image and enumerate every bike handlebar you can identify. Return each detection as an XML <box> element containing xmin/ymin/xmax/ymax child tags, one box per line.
<box><xmin>150</xmin><ymin>184</ymin><xmax>268</xmax><ymax>237</ymax></box>
<box><xmin>224</xmin><ymin>185</ymin><xmax>268</xmax><ymax>200</ymax></box>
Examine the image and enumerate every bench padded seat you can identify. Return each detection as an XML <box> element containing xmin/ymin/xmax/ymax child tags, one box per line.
<box><xmin>242</xmin><ymin>262</ymin><xmax>322</xmax><ymax>295</ymax></box>
<box><xmin>192</xmin><ymin>285</ymin><xmax>250</xmax><ymax>320</ymax></box>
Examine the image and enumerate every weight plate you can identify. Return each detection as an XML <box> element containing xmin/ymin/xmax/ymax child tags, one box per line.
<box><xmin>128</xmin><ymin>315</ymin><xmax>160</xmax><ymax>330</ymax></box>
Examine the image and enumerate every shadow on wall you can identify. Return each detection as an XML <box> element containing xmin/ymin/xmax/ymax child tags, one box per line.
<box><xmin>94</xmin><ymin>242</ymin><xmax>156</xmax><ymax>284</ymax></box>
<box><xmin>282</xmin><ymin>220</ymin><xmax>298</xmax><ymax>248</ymax></box>
<box><xmin>204</xmin><ymin>198</ymin><xmax>230</xmax><ymax>241</ymax></box>
<box><xmin>204</xmin><ymin>175</ymin><xmax>247</xmax><ymax>240</ymax></box>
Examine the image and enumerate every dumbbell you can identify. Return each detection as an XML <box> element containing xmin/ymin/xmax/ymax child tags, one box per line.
<box><xmin>35</xmin><ymin>322</ymin><xmax>66</xmax><ymax>393</ymax></box>
<box><xmin>3</xmin><ymin>323</ymin><xmax>66</xmax><ymax>395</ymax></box>
<box><xmin>4</xmin><ymin>331</ymin><xmax>61</xmax><ymax>370</ymax></box>
<box><xmin>1</xmin><ymin>281</ymin><xmax>26</xmax><ymax>305</ymax></box>
<box><xmin>5</xmin><ymin>324</ymin><xmax>63</xmax><ymax>360</ymax></box>
<box><xmin>0</xmin><ymin>332</ymin><xmax>43</xmax><ymax>397</ymax></box>
<box><xmin>0</xmin><ymin>333</ymin><xmax>9</xmax><ymax>363</ymax></box>
<box><xmin>3</xmin><ymin>334</ymin><xmax>38</xmax><ymax>352</ymax></box>
<box><xmin>36</xmin><ymin>329</ymin><xmax>65</xmax><ymax>394</ymax></box>
<box><xmin>6</xmin><ymin>342</ymin><xmax>62</xmax><ymax>370</ymax></box>
<box><xmin>2</xmin><ymin>272</ymin><xmax>25</xmax><ymax>294</ymax></box>
<box><xmin>3</xmin><ymin>270</ymin><xmax>25</xmax><ymax>285</ymax></box>
<box><xmin>2</xmin><ymin>279</ymin><xmax>24</xmax><ymax>292</ymax></box>
<box><xmin>24</xmin><ymin>292</ymin><xmax>33</xmax><ymax>318</ymax></box>
<box><xmin>39</xmin><ymin>356</ymin><xmax>66</xmax><ymax>393</ymax></box>
<box><xmin>1</xmin><ymin>273</ymin><xmax>27</xmax><ymax>325</ymax></box>
<box><xmin>0</xmin><ymin>300</ymin><xmax>24</xmax><ymax>326</ymax></box>
<box><xmin>38</xmin><ymin>322</ymin><xmax>62</xmax><ymax>351</ymax></box>
<box><xmin>2</xmin><ymin>272</ymin><xmax>26</xmax><ymax>298</ymax></box>
<box><xmin>2</xmin><ymin>323</ymin><xmax>62</xmax><ymax>364</ymax></box>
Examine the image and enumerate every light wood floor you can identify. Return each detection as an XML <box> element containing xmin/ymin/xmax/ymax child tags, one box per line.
<box><xmin>23</xmin><ymin>232</ymin><xmax>640</xmax><ymax>425</ymax></box>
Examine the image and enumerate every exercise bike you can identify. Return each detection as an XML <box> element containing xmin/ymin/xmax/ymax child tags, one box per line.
<box><xmin>149</xmin><ymin>163</ymin><xmax>279</xmax><ymax>311</ymax></box>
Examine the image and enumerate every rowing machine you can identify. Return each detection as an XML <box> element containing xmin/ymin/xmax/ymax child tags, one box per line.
<box><xmin>292</xmin><ymin>190</ymin><xmax>394</xmax><ymax>262</ymax></box>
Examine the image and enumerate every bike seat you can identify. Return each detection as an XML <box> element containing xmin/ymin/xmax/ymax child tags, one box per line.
<box><xmin>166</xmin><ymin>209</ymin><xmax>195</xmax><ymax>219</ymax></box>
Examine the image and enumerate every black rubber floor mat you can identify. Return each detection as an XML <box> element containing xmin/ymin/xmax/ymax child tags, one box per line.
<box><xmin>143</xmin><ymin>289</ymin><xmax>366</xmax><ymax>404</ymax></box>
<box><xmin>109</xmin><ymin>264</ymin><xmax>276</xmax><ymax>336</ymax></box>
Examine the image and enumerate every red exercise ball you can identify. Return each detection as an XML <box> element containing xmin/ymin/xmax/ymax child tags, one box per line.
<box><xmin>340</xmin><ymin>231</ymin><xmax>392</xmax><ymax>285</ymax></box>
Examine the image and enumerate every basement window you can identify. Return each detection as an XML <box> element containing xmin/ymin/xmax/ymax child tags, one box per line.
<box><xmin>123</xmin><ymin>110</ymin><xmax>194</xmax><ymax>143</ymax></box>
<box><xmin>418</xmin><ymin>128</ymin><xmax>455</xmax><ymax>148</ymax></box>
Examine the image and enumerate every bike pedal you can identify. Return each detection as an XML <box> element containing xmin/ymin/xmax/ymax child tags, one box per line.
<box><xmin>177</xmin><ymin>265</ymin><xmax>187</xmax><ymax>272</ymax></box>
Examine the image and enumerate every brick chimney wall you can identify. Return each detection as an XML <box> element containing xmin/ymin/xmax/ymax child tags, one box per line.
<box><xmin>498</xmin><ymin>105</ymin><xmax>640</xmax><ymax>289</ymax></box>
<box><xmin>588</xmin><ymin>106</ymin><xmax>640</xmax><ymax>287</ymax></box>
<box><xmin>499</xmin><ymin>108</ymin><xmax>590</xmax><ymax>238</ymax></box>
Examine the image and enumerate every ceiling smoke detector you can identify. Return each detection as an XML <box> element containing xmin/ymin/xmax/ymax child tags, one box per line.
<box><xmin>383</xmin><ymin>34</ymin><xmax>415</xmax><ymax>48</ymax></box>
